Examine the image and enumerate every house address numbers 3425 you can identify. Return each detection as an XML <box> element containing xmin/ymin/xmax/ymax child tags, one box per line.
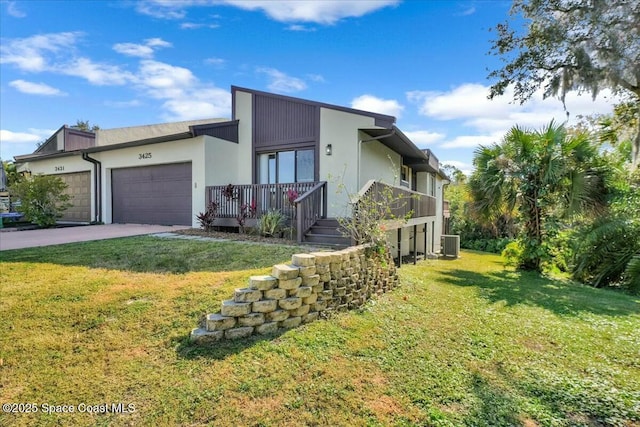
<box><xmin>138</xmin><ymin>152</ymin><xmax>152</xmax><ymax>160</ymax></box>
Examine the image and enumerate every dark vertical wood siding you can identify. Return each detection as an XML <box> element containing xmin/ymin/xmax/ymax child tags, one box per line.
<box><xmin>192</xmin><ymin>121</ymin><xmax>239</xmax><ymax>143</ymax></box>
<box><xmin>65</xmin><ymin>128</ymin><xmax>96</xmax><ymax>151</ymax></box>
<box><xmin>37</xmin><ymin>138</ymin><xmax>60</xmax><ymax>154</ymax></box>
<box><xmin>254</xmin><ymin>95</ymin><xmax>319</xmax><ymax>147</ymax></box>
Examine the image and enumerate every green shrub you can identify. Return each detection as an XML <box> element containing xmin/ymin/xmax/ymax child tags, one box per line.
<box><xmin>256</xmin><ymin>209</ymin><xmax>286</xmax><ymax>237</ymax></box>
<box><xmin>546</xmin><ymin>230</ymin><xmax>574</xmax><ymax>273</ymax></box>
<box><xmin>9</xmin><ymin>175</ymin><xmax>71</xmax><ymax>227</ymax></box>
<box><xmin>572</xmin><ymin>216</ymin><xmax>640</xmax><ymax>289</ymax></box>
<box><xmin>502</xmin><ymin>241</ymin><xmax>524</xmax><ymax>267</ymax></box>
<box><xmin>624</xmin><ymin>254</ymin><xmax>640</xmax><ymax>294</ymax></box>
<box><xmin>462</xmin><ymin>238</ymin><xmax>512</xmax><ymax>254</ymax></box>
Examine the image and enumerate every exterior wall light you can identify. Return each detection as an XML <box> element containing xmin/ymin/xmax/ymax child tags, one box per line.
<box><xmin>325</xmin><ymin>144</ymin><xmax>332</xmax><ymax>156</ymax></box>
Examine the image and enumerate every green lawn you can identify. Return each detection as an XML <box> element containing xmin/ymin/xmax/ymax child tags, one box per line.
<box><xmin>1</xmin><ymin>238</ymin><xmax>638</xmax><ymax>426</ymax></box>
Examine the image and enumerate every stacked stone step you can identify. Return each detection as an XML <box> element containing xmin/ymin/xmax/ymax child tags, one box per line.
<box><xmin>190</xmin><ymin>245</ymin><xmax>399</xmax><ymax>344</ymax></box>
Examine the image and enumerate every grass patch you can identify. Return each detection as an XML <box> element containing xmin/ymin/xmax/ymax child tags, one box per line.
<box><xmin>1</xmin><ymin>243</ymin><xmax>639</xmax><ymax>426</ymax></box>
<box><xmin>0</xmin><ymin>235</ymin><xmax>302</xmax><ymax>273</ymax></box>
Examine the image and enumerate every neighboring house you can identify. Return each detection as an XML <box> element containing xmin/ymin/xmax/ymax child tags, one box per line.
<box><xmin>14</xmin><ymin>86</ymin><xmax>451</xmax><ymax>258</ymax></box>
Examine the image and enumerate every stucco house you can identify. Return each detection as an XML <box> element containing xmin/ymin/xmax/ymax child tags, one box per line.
<box><xmin>14</xmin><ymin>86</ymin><xmax>452</xmax><ymax>259</ymax></box>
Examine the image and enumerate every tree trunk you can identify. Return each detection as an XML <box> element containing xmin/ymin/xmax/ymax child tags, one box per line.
<box><xmin>521</xmin><ymin>193</ymin><xmax>543</xmax><ymax>272</ymax></box>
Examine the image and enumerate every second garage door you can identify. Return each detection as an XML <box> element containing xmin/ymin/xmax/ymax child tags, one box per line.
<box><xmin>112</xmin><ymin>162</ymin><xmax>192</xmax><ymax>225</ymax></box>
<box><xmin>58</xmin><ymin>171</ymin><xmax>91</xmax><ymax>222</ymax></box>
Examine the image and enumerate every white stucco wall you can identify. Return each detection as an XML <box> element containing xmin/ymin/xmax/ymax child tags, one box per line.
<box><xmin>92</xmin><ymin>136</ymin><xmax>207</xmax><ymax>227</ymax></box>
<box><xmin>359</xmin><ymin>139</ymin><xmax>402</xmax><ymax>187</ymax></box>
<box><xmin>232</xmin><ymin>90</ymin><xmax>254</xmax><ymax>184</ymax></box>
<box><xmin>319</xmin><ymin>108</ymin><xmax>379</xmax><ymax>218</ymax></box>
<box><xmin>204</xmin><ymin>136</ymin><xmax>242</xmax><ymax>185</ymax></box>
<box><xmin>433</xmin><ymin>174</ymin><xmax>449</xmax><ymax>253</ymax></box>
<box><xmin>96</xmin><ymin>118</ymin><xmax>227</xmax><ymax>147</ymax></box>
<box><xmin>415</xmin><ymin>171</ymin><xmax>429</xmax><ymax>195</ymax></box>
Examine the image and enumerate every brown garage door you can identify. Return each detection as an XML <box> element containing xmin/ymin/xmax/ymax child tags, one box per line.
<box><xmin>58</xmin><ymin>171</ymin><xmax>91</xmax><ymax>222</ymax></box>
<box><xmin>111</xmin><ymin>162</ymin><xmax>192</xmax><ymax>225</ymax></box>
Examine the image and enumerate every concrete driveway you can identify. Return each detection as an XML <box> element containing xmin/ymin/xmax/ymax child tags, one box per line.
<box><xmin>0</xmin><ymin>224</ymin><xmax>191</xmax><ymax>251</ymax></box>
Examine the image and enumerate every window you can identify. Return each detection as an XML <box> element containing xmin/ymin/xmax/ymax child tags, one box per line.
<box><xmin>258</xmin><ymin>149</ymin><xmax>315</xmax><ymax>184</ymax></box>
<box><xmin>401</xmin><ymin>165</ymin><xmax>410</xmax><ymax>188</ymax></box>
<box><xmin>428</xmin><ymin>173</ymin><xmax>436</xmax><ymax>196</ymax></box>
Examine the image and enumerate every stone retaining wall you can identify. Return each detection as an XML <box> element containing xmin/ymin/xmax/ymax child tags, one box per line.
<box><xmin>190</xmin><ymin>245</ymin><xmax>398</xmax><ymax>343</ymax></box>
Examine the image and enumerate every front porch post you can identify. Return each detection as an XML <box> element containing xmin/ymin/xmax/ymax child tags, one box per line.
<box><xmin>413</xmin><ymin>224</ymin><xmax>417</xmax><ymax>265</ymax></box>
<box><xmin>396</xmin><ymin>228</ymin><xmax>402</xmax><ymax>268</ymax></box>
<box><xmin>424</xmin><ymin>223</ymin><xmax>428</xmax><ymax>257</ymax></box>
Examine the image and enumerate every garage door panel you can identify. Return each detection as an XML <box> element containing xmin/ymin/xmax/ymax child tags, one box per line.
<box><xmin>112</xmin><ymin>162</ymin><xmax>192</xmax><ymax>225</ymax></box>
<box><xmin>58</xmin><ymin>171</ymin><xmax>91</xmax><ymax>222</ymax></box>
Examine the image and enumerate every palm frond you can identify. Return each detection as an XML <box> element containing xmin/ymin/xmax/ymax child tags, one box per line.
<box><xmin>624</xmin><ymin>254</ymin><xmax>640</xmax><ymax>294</ymax></box>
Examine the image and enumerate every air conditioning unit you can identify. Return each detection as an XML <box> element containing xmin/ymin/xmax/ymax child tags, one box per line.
<box><xmin>441</xmin><ymin>235</ymin><xmax>460</xmax><ymax>258</ymax></box>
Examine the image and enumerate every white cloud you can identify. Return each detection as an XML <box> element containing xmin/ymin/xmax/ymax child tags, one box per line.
<box><xmin>9</xmin><ymin>79</ymin><xmax>66</xmax><ymax>96</ymax></box>
<box><xmin>135</xmin><ymin>60</ymin><xmax>230</xmax><ymax>121</ymax></box>
<box><xmin>134</xmin><ymin>0</ymin><xmax>398</xmax><ymax>25</ymax></box>
<box><xmin>441</xmin><ymin>160</ymin><xmax>473</xmax><ymax>177</ymax></box>
<box><xmin>5</xmin><ymin>1</ymin><xmax>26</xmax><ymax>17</ymax></box>
<box><xmin>403</xmin><ymin>130</ymin><xmax>445</xmax><ymax>147</ymax></box>
<box><xmin>306</xmin><ymin>73</ymin><xmax>325</xmax><ymax>83</ymax></box>
<box><xmin>224</xmin><ymin>0</ymin><xmax>399</xmax><ymax>24</ymax></box>
<box><xmin>0</xmin><ymin>32</ymin><xmax>82</xmax><ymax>72</ymax></box>
<box><xmin>1</xmin><ymin>32</ymin><xmax>134</xmax><ymax>86</ymax></box>
<box><xmin>135</xmin><ymin>1</ymin><xmax>187</xmax><ymax>19</ymax></box>
<box><xmin>145</xmin><ymin>38</ymin><xmax>172</xmax><ymax>48</ymax></box>
<box><xmin>0</xmin><ymin>129</ymin><xmax>43</xmax><ymax>144</ymax></box>
<box><xmin>0</xmin><ymin>31</ymin><xmax>228</xmax><ymax>125</ymax></box>
<box><xmin>180</xmin><ymin>22</ymin><xmax>220</xmax><ymax>29</ymax></box>
<box><xmin>104</xmin><ymin>99</ymin><xmax>143</xmax><ymax>108</ymax></box>
<box><xmin>351</xmin><ymin>94</ymin><xmax>404</xmax><ymax>118</ymax></box>
<box><xmin>137</xmin><ymin>60</ymin><xmax>196</xmax><ymax>96</ymax></box>
<box><xmin>287</xmin><ymin>24</ymin><xmax>316</xmax><ymax>32</ymax></box>
<box><xmin>205</xmin><ymin>57</ymin><xmax>226</xmax><ymax>67</ymax></box>
<box><xmin>408</xmin><ymin>83</ymin><xmax>620</xmax><ymax>152</ymax></box>
<box><xmin>458</xmin><ymin>6</ymin><xmax>476</xmax><ymax>16</ymax></box>
<box><xmin>438</xmin><ymin>132</ymin><xmax>505</xmax><ymax>149</ymax></box>
<box><xmin>113</xmin><ymin>43</ymin><xmax>155</xmax><ymax>58</ymax></box>
<box><xmin>113</xmin><ymin>38</ymin><xmax>172</xmax><ymax>58</ymax></box>
<box><xmin>63</xmin><ymin>57</ymin><xmax>134</xmax><ymax>86</ymax></box>
<box><xmin>0</xmin><ymin>128</ymin><xmax>55</xmax><ymax>158</ymax></box>
<box><xmin>409</xmin><ymin>83</ymin><xmax>618</xmax><ymax>129</ymax></box>
<box><xmin>257</xmin><ymin>67</ymin><xmax>307</xmax><ymax>93</ymax></box>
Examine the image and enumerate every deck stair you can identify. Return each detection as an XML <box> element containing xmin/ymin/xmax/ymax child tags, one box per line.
<box><xmin>302</xmin><ymin>218</ymin><xmax>351</xmax><ymax>248</ymax></box>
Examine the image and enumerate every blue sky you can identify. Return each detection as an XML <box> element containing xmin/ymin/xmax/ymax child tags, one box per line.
<box><xmin>0</xmin><ymin>0</ymin><xmax>619</xmax><ymax>174</ymax></box>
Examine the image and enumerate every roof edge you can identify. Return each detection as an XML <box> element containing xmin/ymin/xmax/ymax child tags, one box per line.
<box><xmin>231</xmin><ymin>85</ymin><xmax>397</xmax><ymax>125</ymax></box>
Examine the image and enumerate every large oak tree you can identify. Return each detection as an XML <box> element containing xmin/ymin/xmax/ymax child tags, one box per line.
<box><xmin>488</xmin><ymin>0</ymin><xmax>640</xmax><ymax>169</ymax></box>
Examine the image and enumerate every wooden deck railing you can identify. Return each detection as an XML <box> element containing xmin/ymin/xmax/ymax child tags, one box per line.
<box><xmin>354</xmin><ymin>180</ymin><xmax>436</xmax><ymax>221</ymax></box>
<box><xmin>206</xmin><ymin>182</ymin><xmax>321</xmax><ymax>221</ymax></box>
<box><xmin>295</xmin><ymin>181</ymin><xmax>327</xmax><ymax>243</ymax></box>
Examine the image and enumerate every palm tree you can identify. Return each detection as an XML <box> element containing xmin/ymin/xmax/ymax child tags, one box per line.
<box><xmin>469</xmin><ymin>121</ymin><xmax>607</xmax><ymax>271</ymax></box>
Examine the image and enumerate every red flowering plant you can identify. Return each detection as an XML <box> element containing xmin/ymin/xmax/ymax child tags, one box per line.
<box><xmin>236</xmin><ymin>199</ymin><xmax>257</xmax><ymax>234</ymax></box>
<box><xmin>286</xmin><ymin>188</ymin><xmax>299</xmax><ymax>205</ymax></box>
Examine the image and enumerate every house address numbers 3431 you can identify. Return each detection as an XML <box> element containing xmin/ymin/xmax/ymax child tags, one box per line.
<box><xmin>138</xmin><ymin>152</ymin><xmax>152</xmax><ymax>160</ymax></box>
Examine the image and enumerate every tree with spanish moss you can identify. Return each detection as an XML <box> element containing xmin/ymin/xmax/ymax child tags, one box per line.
<box><xmin>488</xmin><ymin>0</ymin><xmax>640</xmax><ymax>169</ymax></box>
